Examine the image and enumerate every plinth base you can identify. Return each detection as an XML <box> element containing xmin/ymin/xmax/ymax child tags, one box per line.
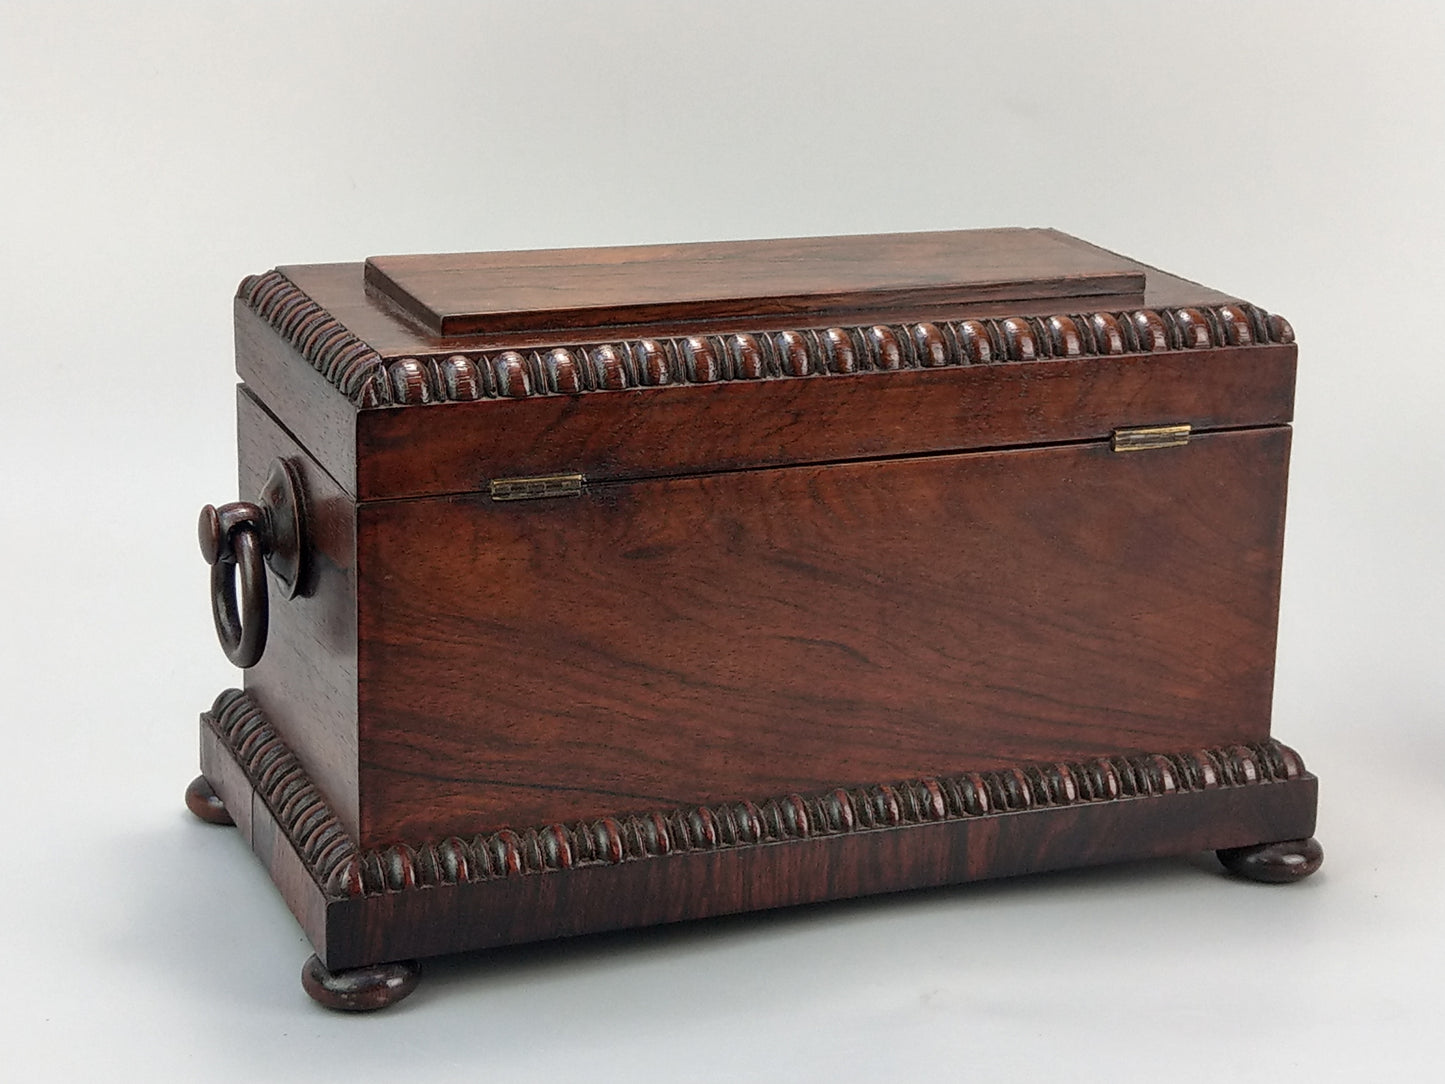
<box><xmin>192</xmin><ymin>689</ymin><xmax>1320</xmax><ymax>1011</ymax></box>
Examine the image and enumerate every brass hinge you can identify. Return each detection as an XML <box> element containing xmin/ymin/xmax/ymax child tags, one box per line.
<box><xmin>1111</xmin><ymin>424</ymin><xmax>1192</xmax><ymax>453</ymax></box>
<box><xmin>488</xmin><ymin>472</ymin><xmax>586</xmax><ymax>501</ymax></box>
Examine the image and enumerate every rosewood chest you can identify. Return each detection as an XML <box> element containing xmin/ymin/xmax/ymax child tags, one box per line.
<box><xmin>188</xmin><ymin>228</ymin><xmax>1321</xmax><ymax>1011</ymax></box>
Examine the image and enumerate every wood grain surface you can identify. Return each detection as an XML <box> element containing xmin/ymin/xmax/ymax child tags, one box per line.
<box><xmin>237</xmin><ymin>258</ymin><xmax>1293</xmax><ymax>503</ymax></box>
<box><xmin>354</xmin><ymin>427</ymin><xmax>1290</xmax><ymax>846</ymax></box>
<box><xmin>355</xmin><ymin>342</ymin><xmax>1295</xmax><ymax>500</ymax></box>
<box><xmin>331</xmin><ymin>775</ymin><xmax>1318</xmax><ymax>968</ymax></box>
<box><xmin>364</xmin><ymin>228</ymin><xmax>1146</xmax><ymax>335</ymax></box>
<box><xmin>198</xmin><ymin>690</ymin><xmax>1318</xmax><ymax>972</ymax></box>
<box><xmin>237</xmin><ymin>389</ymin><xmax>362</xmax><ymax>837</ymax></box>
<box><xmin>234</xmin><ymin>298</ymin><xmax>361</xmax><ymax>491</ymax></box>
<box><xmin>279</xmin><ymin>257</ymin><xmax>1238</xmax><ymax>366</ymax></box>
<box><xmin>210</xmin><ymin>229</ymin><xmax>1313</xmax><ymax>989</ymax></box>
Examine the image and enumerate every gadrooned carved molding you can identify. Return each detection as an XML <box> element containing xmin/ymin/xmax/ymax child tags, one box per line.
<box><xmin>239</xmin><ymin>271</ymin><xmax>1296</xmax><ymax>409</ymax></box>
<box><xmin>204</xmin><ymin>689</ymin><xmax>1310</xmax><ymax>903</ymax></box>
<box><xmin>207</xmin><ymin>688</ymin><xmax>359</xmax><ymax>890</ymax></box>
<box><xmin>239</xmin><ymin>271</ymin><xmax>392</xmax><ymax>407</ymax></box>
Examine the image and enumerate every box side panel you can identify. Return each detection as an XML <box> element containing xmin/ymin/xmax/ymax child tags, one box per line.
<box><xmin>199</xmin><ymin>710</ymin><xmax>334</xmax><ymax>960</ymax></box>
<box><xmin>238</xmin><ymin>388</ymin><xmax>361</xmax><ymax>837</ymax></box>
<box><xmin>234</xmin><ymin>299</ymin><xmax>359</xmax><ymax>497</ymax></box>
<box><xmin>356</xmin><ymin>427</ymin><xmax>1290</xmax><ymax>848</ymax></box>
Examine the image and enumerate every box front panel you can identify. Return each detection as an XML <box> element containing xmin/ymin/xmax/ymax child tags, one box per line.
<box><xmin>356</xmin><ymin>427</ymin><xmax>1289</xmax><ymax>847</ymax></box>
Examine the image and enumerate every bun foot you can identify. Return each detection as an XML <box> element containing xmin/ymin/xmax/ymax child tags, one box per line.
<box><xmin>185</xmin><ymin>775</ymin><xmax>234</xmax><ymax>826</ymax></box>
<box><xmin>1217</xmin><ymin>837</ymin><xmax>1323</xmax><ymax>883</ymax></box>
<box><xmin>302</xmin><ymin>955</ymin><xmax>420</xmax><ymax>1012</ymax></box>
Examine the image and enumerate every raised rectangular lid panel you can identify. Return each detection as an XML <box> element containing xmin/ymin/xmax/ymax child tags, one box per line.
<box><xmin>364</xmin><ymin>228</ymin><xmax>1147</xmax><ymax>336</ymax></box>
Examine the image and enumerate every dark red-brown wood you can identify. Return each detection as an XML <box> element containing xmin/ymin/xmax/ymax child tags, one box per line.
<box><xmin>230</xmin><ymin>230</ymin><xmax>1297</xmax><ymax>525</ymax></box>
<box><xmin>277</xmin><ymin>254</ymin><xmax>1240</xmax><ymax>365</ymax></box>
<box><xmin>196</xmin><ymin>689</ymin><xmax>1319</xmax><ymax>975</ymax></box>
<box><xmin>195</xmin><ymin>227</ymin><xmax>1317</xmax><ymax>1007</ymax></box>
<box><xmin>352</xmin><ymin>427</ymin><xmax>1289</xmax><ymax>845</ymax></box>
<box><xmin>184</xmin><ymin>775</ymin><xmax>233</xmax><ymax>826</ymax></box>
<box><xmin>301</xmin><ymin>954</ymin><xmax>419</xmax><ymax>1012</ymax></box>
<box><xmin>233</xmin><ymin>228</ymin><xmax>1293</xmax><ymax>505</ymax></box>
<box><xmin>336</xmin><ymin>778</ymin><xmax>1318</xmax><ymax>968</ymax></box>
<box><xmin>354</xmin><ymin>343</ymin><xmax>1295</xmax><ymax>501</ymax></box>
<box><xmin>365</xmin><ymin>229</ymin><xmax>1146</xmax><ymax>336</ymax></box>
<box><xmin>237</xmin><ymin>389</ymin><xmax>362</xmax><ymax>838</ymax></box>
<box><xmin>1218</xmin><ymin>837</ymin><xmax>1324</xmax><ymax>882</ymax></box>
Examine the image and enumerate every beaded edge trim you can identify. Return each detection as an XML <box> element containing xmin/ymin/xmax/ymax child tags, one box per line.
<box><xmin>237</xmin><ymin>270</ymin><xmax>1295</xmax><ymax>409</ymax></box>
<box><xmin>203</xmin><ymin>689</ymin><xmax>1308</xmax><ymax>901</ymax></box>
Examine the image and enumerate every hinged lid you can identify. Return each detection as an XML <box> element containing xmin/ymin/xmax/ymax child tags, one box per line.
<box><xmin>233</xmin><ymin>228</ymin><xmax>1297</xmax><ymax>502</ymax></box>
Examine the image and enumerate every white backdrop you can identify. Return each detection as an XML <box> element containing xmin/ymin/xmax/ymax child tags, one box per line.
<box><xmin>2</xmin><ymin>2</ymin><xmax>1441</xmax><ymax>1079</ymax></box>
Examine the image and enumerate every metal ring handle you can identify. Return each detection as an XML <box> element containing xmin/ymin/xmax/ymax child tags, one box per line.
<box><xmin>199</xmin><ymin>459</ymin><xmax>308</xmax><ymax>669</ymax></box>
<box><xmin>209</xmin><ymin>523</ymin><xmax>269</xmax><ymax>668</ymax></box>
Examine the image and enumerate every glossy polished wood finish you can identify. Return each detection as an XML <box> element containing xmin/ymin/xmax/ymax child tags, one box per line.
<box><xmin>279</xmin><ymin>255</ymin><xmax>1241</xmax><ymax>368</ymax></box>
<box><xmin>301</xmin><ymin>954</ymin><xmax>419</xmax><ymax>1012</ymax></box>
<box><xmin>197</xmin><ymin>228</ymin><xmax>1318</xmax><ymax>1003</ymax></box>
<box><xmin>184</xmin><ymin>775</ymin><xmax>233</xmax><ymax>826</ymax></box>
<box><xmin>233</xmin><ymin>298</ymin><xmax>361</xmax><ymax>492</ymax></box>
<box><xmin>238</xmin><ymin>258</ymin><xmax>1296</xmax><ymax>501</ymax></box>
<box><xmin>197</xmin><ymin>690</ymin><xmax>1319</xmax><ymax>974</ymax></box>
<box><xmin>1218</xmin><ymin>837</ymin><xmax>1324</xmax><ymax>883</ymax></box>
<box><xmin>237</xmin><ymin>389</ymin><xmax>362</xmax><ymax>838</ymax></box>
<box><xmin>236</xmin><ymin>227</ymin><xmax>1295</xmax><ymax>507</ymax></box>
<box><xmin>365</xmin><ymin>229</ymin><xmax>1146</xmax><ymax>335</ymax></box>
<box><xmin>356</xmin><ymin>427</ymin><xmax>1289</xmax><ymax>844</ymax></box>
<box><xmin>355</xmin><ymin>342</ymin><xmax>1295</xmax><ymax>500</ymax></box>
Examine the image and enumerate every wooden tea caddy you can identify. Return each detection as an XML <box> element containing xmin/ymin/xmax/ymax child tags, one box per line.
<box><xmin>189</xmin><ymin>228</ymin><xmax>1321</xmax><ymax>1011</ymax></box>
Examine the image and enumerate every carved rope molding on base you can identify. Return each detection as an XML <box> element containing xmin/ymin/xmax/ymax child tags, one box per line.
<box><xmin>238</xmin><ymin>270</ymin><xmax>1297</xmax><ymax>409</ymax></box>
<box><xmin>204</xmin><ymin>689</ymin><xmax>1309</xmax><ymax>903</ymax></box>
